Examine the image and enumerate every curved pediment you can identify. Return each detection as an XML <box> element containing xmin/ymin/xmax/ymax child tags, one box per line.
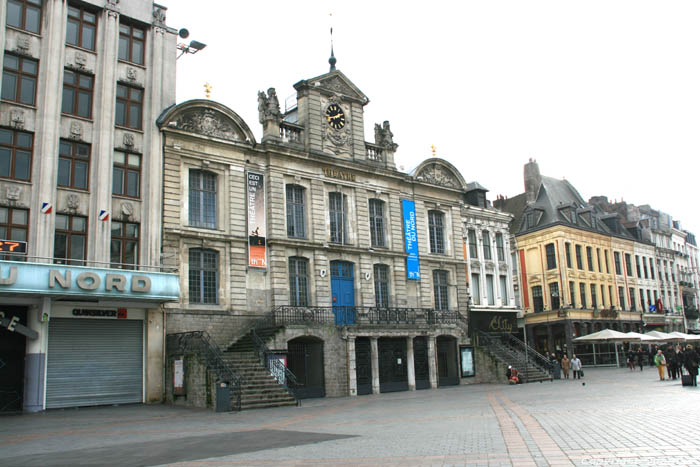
<box><xmin>411</xmin><ymin>158</ymin><xmax>467</xmax><ymax>190</ymax></box>
<box><xmin>157</xmin><ymin>99</ymin><xmax>256</xmax><ymax>145</ymax></box>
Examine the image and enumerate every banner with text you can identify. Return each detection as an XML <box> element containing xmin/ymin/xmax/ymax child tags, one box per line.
<box><xmin>247</xmin><ymin>171</ymin><xmax>267</xmax><ymax>268</ymax></box>
<box><xmin>402</xmin><ymin>200</ymin><xmax>420</xmax><ymax>279</ymax></box>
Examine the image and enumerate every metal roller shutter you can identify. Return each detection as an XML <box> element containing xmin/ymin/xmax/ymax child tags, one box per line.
<box><xmin>46</xmin><ymin>318</ymin><xmax>143</xmax><ymax>409</ymax></box>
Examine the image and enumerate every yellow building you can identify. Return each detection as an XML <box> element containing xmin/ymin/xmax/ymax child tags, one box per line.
<box><xmin>496</xmin><ymin>161</ymin><xmax>643</xmax><ymax>360</ymax></box>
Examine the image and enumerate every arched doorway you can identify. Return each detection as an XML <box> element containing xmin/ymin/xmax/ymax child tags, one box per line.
<box><xmin>330</xmin><ymin>261</ymin><xmax>355</xmax><ymax>325</ymax></box>
<box><xmin>437</xmin><ymin>335</ymin><xmax>459</xmax><ymax>386</ymax></box>
<box><xmin>287</xmin><ymin>336</ymin><xmax>325</xmax><ymax>399</ymax></box>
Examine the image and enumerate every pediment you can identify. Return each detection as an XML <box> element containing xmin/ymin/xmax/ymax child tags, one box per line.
<box><xmin>412</xmin><ymin>159</ymin><xmax>467</xmax><ymax>190</ymax></box>
<box><xmin>294</xmin><ymin>71</ymin><xmax>368</xmax><ymax>104</ymax></box>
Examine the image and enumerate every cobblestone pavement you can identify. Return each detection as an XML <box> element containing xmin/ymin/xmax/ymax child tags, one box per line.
<box><xmin>1</xmin><ymin>367</ymin><xmax>699</xmax><ymax>466</ymax></box>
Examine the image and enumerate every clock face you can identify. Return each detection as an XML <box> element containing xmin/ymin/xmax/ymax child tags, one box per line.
<box><xmin>325</xmin><ymin>103</ymin><xmax>346</xmax><ymax>130</ymax></box>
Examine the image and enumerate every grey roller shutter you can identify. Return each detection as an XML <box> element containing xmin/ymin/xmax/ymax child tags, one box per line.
<box><xmin>46</xmin><ymin>318</ymin><xmax>143</xmax><ymax>409</ymax></box>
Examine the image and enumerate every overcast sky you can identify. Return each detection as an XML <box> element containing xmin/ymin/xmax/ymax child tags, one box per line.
<box><xmin>163</xmin><ymin>0</ymin><xmax>700</xmax><ymax>235</ymax></box>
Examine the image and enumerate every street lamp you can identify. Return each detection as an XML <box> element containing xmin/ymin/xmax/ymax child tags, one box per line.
<box><xmin>176</xmin><ymin>28</ymin><xmax>207</xmax><ymax>59</ymax></box>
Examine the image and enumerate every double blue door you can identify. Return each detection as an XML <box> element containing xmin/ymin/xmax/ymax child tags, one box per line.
<box><xmin>331</xmin><ymin>261</ymin><xmax>355</xmax><ymax>325</ymax></box>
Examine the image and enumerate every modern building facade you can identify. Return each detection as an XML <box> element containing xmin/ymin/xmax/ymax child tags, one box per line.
<box><xmin>0</xmin><ymin>0</ymin><xmax>179</xmax><ymax>413</ymax></box>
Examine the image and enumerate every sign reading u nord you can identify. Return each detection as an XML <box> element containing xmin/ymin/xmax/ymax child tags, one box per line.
<box><xmin>0</xmin><ymin>261</ymin><xmax>179</xmax><ymax>301</ymax></box>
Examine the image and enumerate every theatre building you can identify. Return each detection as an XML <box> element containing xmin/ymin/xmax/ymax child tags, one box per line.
<box><xmin>0</xmin><ymin>0</ymin><xmax>179</xmax><ymax>412</ymax></box>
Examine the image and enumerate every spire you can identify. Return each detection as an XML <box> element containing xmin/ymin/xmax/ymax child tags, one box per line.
<box><xmin>328</xmin><ymin>27</ymin><xmax>337</xmax><ymax>72</ymax></box>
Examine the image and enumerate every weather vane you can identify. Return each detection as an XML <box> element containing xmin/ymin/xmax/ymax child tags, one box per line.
<box><xmin>204</xmin><ymin>82</ymin><xmax>212</xmax><ymax>99</ymax></box>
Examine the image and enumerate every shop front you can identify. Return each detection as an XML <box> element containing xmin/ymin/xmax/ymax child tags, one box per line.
<box><xmin>0</xmin><ymin>261</ymin><xmax>179</xmax><ymax>413</ymax></box>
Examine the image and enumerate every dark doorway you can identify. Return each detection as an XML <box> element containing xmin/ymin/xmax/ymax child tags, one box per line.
<box><xmin>287</xmin><ymin>337</ymin><xmax>325</xmax><ymax>399</ymax></box>
<box><xmin>413</xmin><ymin>336</ymin><xmax>430</xmax><ymax>390</ymax></box>
<box><xmin>379</xmin><ymin>337</ymin><xmax>408</xmax><ymax>393</ymax></box>
<box><xmin>437</xmin><ymin>335</ymin><xmax>459</xmax><ymax>386</ymax></box>
<box><xmin>355</xmin><ymin>337</ymin><xmax>372</xmax><ymax>395</ymax></box>
<box><xmin>0</xmin><ymin>306</ymin><xmax>27</xmax><ymax>413</ymax></box>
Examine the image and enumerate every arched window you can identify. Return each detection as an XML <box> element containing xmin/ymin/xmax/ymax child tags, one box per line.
<box><xmin>189</xmin><ymin>248</ymin><xmax>218</xmax><ymax>304</ymax></box>
<box><xmin>189</xmin><ymin>170</ymin><xmax>217</xmax><ymax>228</ymax></box>
<box><xmin>289</xmin><ymin>256</ymin><xmax>309</xmax><ymax>307</ymax></box>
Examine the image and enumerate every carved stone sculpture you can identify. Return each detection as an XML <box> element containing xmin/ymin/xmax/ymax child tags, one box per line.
<box><xmin>6</xmin><ymin>186</ymin><xmax>21</xmax><ymax>202</ymax></box>
<box><xmin>374</xmin><ymin>120</ymin><xmax>398</xmax><ymax>151</ymax></box>
<box><xmin>152</xmin><ymin>5</ymin><xmax>166</xmax><ymax>26</ymax></box>
<box><xmin>123</xmin><ymin>133</ymin><xmax>134</xmax><ymax>148</ymax></box>
<box><xmin>66</xmin><ymin>194</ymin><xmax>80</xmax><ymax>213</ymax></box>
<box><xmin>70</xmin><ymin>122</ymin><xmax>82</xmax><ymax>140</ymax></box>
<box><xmin>257</xmin><ymin>88</ymin><xmax>281</xmax><ymax>124</ymax></box>
<box><xmin>416</xmin><ymin>164</ymin><xmax>458</xmax><ymax>188</ymax></box>
<box><xmin>75</xmin><ymin>52</ymin><xmax>87</xmax><ymax>69</ymax></box>
<box><xmin>175</xmin><ymin>109</ymin><xmax>240</xmax><ymax>141</ymax></box>
<box><xmin>15</xmin><ymin>36</ymin><xmax>30</xmax><ymax>54</ymax></box>
<box><xmin>121</xmin><ymin>201</ymin><xmax>134</xmax><ymax>219</ymax></box>
<box><xmin>10</xmin><ymin>110</ymin><xmax>25</xmax><ymax>130</ymax></box>
<box><xmin>126</xmin><ymin>67</ymin><xmax>137</xmax><ymax>82</ymax></box>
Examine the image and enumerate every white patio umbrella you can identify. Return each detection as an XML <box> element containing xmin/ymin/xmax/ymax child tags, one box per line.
<box><xmin>644</xmin><ymin>330</ymin><xmax>683</xmax><ymax>341</ymax></box>
<box><xmin>574</xmin><ymin>329</ymin><xmax>637</xmax><ymax>367</ymax></box>
<box><xmin>668</xmin><ymin>332</ymin><xmax>700</xmax><ymax>341</ymax></box>
<box><xmin>624</xmin><ymin>332</ymin><xmax>656</xmax><ymax>342</ymax></box>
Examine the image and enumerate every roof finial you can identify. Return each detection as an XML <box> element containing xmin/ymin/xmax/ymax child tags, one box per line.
<box><xmin>329</xmin><ymin>24</ymin><xmax>337</xmax><ymax>72</ymax></box>
<box><xmin>431</xmin><ymin>144</ymin><xmax>437</xmax><ymax>157</ymax></box>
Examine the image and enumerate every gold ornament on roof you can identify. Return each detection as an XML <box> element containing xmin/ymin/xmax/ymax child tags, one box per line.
<box><xmin>204</xmin><ymin>83</ymin><xmax>212</xmax><ymax>99</ymax></box>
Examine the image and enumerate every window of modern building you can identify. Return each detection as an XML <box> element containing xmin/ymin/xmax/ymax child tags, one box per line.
<box><xmin>54</xmin><ymin>214</ymin><xmax>86</xmax><ymax>265</ymax></box>
<box><xmin>6</xmin><ymin>0</ymin><xmax>42</xmax><ymax>34</ymax></box>
<box><xmin>433</xmin><ymin>269</ymin><xmax>449</xmax><ymax>311</ymax></box>
<box><xmin>329</xmin><ymin>192</ymin><xmax>347</xmax><ymax>244</ymax></box>
<box><xmin>499</xmin><ymin>275</ymin><xmax>508</xmax><ymax>305</ymax></box>
<box><xmin>590</xmin><ymin>284</ymin><xmax>597</xmax><ymax>308</ymax></box>
<box><xmin>569</xmin><ymin>281</ymin><xmax>576</xmax><ymax>307</ymax></box>
<box><xmin>285</xmin><ymin>184</ymin><xmax>305</xmax><ymax>238</ymax></box>
<box><xmin>482</xmin><ymin>230</ymin><xmax>491</xmax><ymax>260</ymax></box>
<box><xmin>586</xmin><ymin>247</ymin><xmax>594</xmax><ymax>271</ymax></box>
<box><xmin>565</xmin><ymin>243</ymin><xmax>572</xmax><ymax>268</ymax></box>
<box><xmin>188</xmin><ymin>248</ymin><xmax>218</xmax><ymax>304</ymax></box>
<box><xmin>112</xmin><ymin>150</ymin><xmax>140</xmax><ymax>198</ymax></box>
<box><xmin>576</xmin><ymin>245</ymin><xmax>583</xmax><ymax>269</ymax></box>
<box><xmin>545</xmin><ymin>243</ymin><xmax>556</xmax><ymax>270</ymax></box>
<box><xmin>0</xmin><ymin>127</ymin><xmax>32</xmax><ymax>181</ymax></box>
<box><xmin>61</xmin><ymin>69</ymin><xmax>93</xmax><ymax>118</ymax></box>
<box><xmin>635</xmin><ymin>255</ymin><xmax>641</xmax><ymax>278</ymax></box>
<box><xmin>57</xmin><ymin>139</ymin><xmax>89</xmax><ymax>190</ymax></box>
<box><xmin>289</xmin><ymin>256</ymin><xmax>309</xmax><ymax>307</ymax></box>
<box><xmin>115</xmin><ymin>84</ymin><xmax>143</xmax><ymax>129</ymax></box>
<box><xmin>604</xmin><ymin>250</ymin><xmax>610</xmax><ymax>274</ymax></box>
<box><xmin>596</xmin><ymin>248</ymin><xmax>602</xmax><ymax>272</ymax></box>
<box><xmin>629</xmin><ymin>287</ymin><xmax>636</xmax><ymax>311</ymax></box>
<box><xmin>625</xmin><ymin>253</ymin><xmax>633</xmax><ymax>276</ymax></box>
<box><xmin>486</xmin><ymin>274</ymin><xmax>495</xmax><ymax>306</ymax></box>
<box><xmin>496</xmin><ymin>233</ymin><xmax>505</xmax><ymax>261</ymax></box>
<box><xmin>549</xmin><ymin>282</ymin><xmax>560</xmax><ymax>310</ymax></box>
<box><xmin>0</xmin><ymin>207</ymin><xmax>28</xmax><ymax>261</ymax></box>
<box><xmin>374</xmin><ymin>264</ymin><xmax>390</xmax><ymax>308</ymax></box>
<box><xmin>118</xmin><ymin>22</ymin><xmax>145</xmax><ymax>65</ymax></box>
<box><xmin>188</xmin><ymin>170</ymin><xmax>217</xmax><ymax>228</ymax></box>
<box><xmin>110</xmin><ymin>220</ymin><xmax>138</xmax><ymax>269</ymax></box>
<box><xmin>2</xmin><ymin>53</ymin><xmax>37</xmax><ymax>106</ymax></box>
<box><xmin>614</xmin><ymin>251</ymin><xmax>622</xmax><ymax>275</ymax></box>
<box><xmin>579</xmin><ymin>283</ymin><xmax>587</xmax><ymax>308</ymax></box>
<box><xmin>66</xmin><ymin>5</ymin><xmax>96</xmax><ymax>50</ymax></box>
<box><xmin>471</xmin><ymin>273</ymin><xmax>480</xmax><ymax>305</ymax></box>
<box><xmin>368</xmin><ymin>198</ymin><xmax>385</xmax><ymax>248</ymax></box>
<box><xmin>618</xmin><ymin>286</ymin><xmax>626</xmax><ymax>310</ymax></box>
<box><xmin>467</xmin><ymin>229</ymin><xmax>477</xmax><ymax>258</ymax></box>
<box><xmin>642</xmin><ymin>257</ymin><xmax>649</xmax><ymax>279</ymax></box>
<box><xmin>532</xmin><ymin>285</ymin><xmax>543</xmax><ymax>312</ymax></box>
<box><xmin>428</xmin><ymin>211</ymin><xmax>445</xmax><ymax>254</ymax></box>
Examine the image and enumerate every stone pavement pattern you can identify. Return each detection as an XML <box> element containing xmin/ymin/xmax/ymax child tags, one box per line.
<box><xmin>1</xmin><ymin>368</ymin><xmax>699</xmax><ymax>466</ymax></box>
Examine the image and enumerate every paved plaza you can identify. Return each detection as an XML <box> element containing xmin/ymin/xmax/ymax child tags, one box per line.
<box><xmin>1</xmin><ymin>367</ymin><xmax>700</xmax><ymax>466</ymax></box>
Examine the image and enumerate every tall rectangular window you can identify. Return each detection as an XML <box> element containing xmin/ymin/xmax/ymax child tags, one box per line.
<box><xmin>532</xmin><ymin>286</ymin><xmax>543</xmax><ymax>312</ymax></box>
<box><xmin>0</xmin><ymin>207</ymin><xmax>28</xmax><ymax>261</ymax></box>
<box><xmin>66</xmin><ymin>5</ymin><xmax>96</xmax><ymax>50</ymax></box>
<box><xmin>482</xmin><ymin>230</ymin><xmax>492</xmax><ymax>260</ymax></box>
<box><xmin>545</xmin><ymin>243</ymin><xmax>556</xmax><ymax>270</ymax></box>
<box><xmin>500</xmin><ymin>275</ymin><xmax>508</xmax><ymax>305</ymax></box>
<box><xmin>286</xmin><ymin>185</ymin><xmax>305</xmax><ymax>238</ymax></box>
<box><xmin>0</xmin><ymin>127</ymin><xmax>32</xmax><ymax>181</ymax></box>
<box><xmin>118</xmin><ymin>23</ymin><xmax>145</xmax><ymax>65</ymax></box>
<box><xmin>6</xmin><ymin>0</ymin><xmax>42</xmax><ymax>34</ymax></box>
<box><xmin>189</xmin><ymin>170</ymin><xmax>217</xmax><ymax>228</ymax></box>
<box><xmin>586</xmin><ymin>247</ymin><xmax>594</xmax><ymax>271</ymax></box>
<box><xmin>629</xmin><ymin>287</ymin><xmax>636</xmax><ymax>311</ymax></box>
<box><xmin>635</xmin><ymin>255</ymin><xmax>641</xmax><ymax>278</ymax></box>
<box><xmin>569</xmin><ymin>281</ymin><xmax>576</xmax><ymax>307</ymax></box>
<box><xmin>471</xmin><ymin>273</ymin><xmax>480</xmax><ymax>305</ymax></box>
<box><xmin>647</xmin><ymin>290</ymin><xmax>652</xmax><ymax>311</ymax></box>
<box><xmin>650</xmin><ymin>260</ymin><xmax>655</xmax><ymax>280</ymax></box>
<box><xmin>433</xmin><ymin>270</ymin><xmax>449</xmax><ymax>311</ymax></box>
<box><xmin>600</xmin><ymin>284</ymin><xmax>606</xmax><ymax>307</ymax></box>
<box><xmin>579</xmin><ymin>283</ymin><xmax>587</xmax><ymax>308</ymax></box>
<box><xmin>604</xmin><ymin>250</ymin><xmax>610</xmax><ymax>274</ymax></box>
<box><xmin>614</xmin><ymin>251</ymin><xmax>622</xmax><ymax>275</ymax></box>
<box><xmin>575</xmin><ymin>245</ymin><xmax>583</xmax><ymax>269</ymax></box>
<box><xmin>374</xmin><ymin>264</ymin><xmax>390</xmax><ymax>308</ymax></box>
<box><xmin>642</xmin><ymin>257</ymin><xmax>649</xmax><ymax>279</ymax></box>
<box><xmin>57</xmin><ymin>139</ymin><xmax>89</xmax><ymax>190</ymax></box>
<box><xmin>54</xmin><ymin>214</ymin><xmax>86</xmax><ymax>265</ymax></box>
<box><xmin>329</xmin><ymin>192</ymin><xmax>346</xmax><ymax>244</ymax></box>
<box><xmin>550</xmin><ymin>282</ymin><xmax>560</xmax><ymax>310</ymax></box>
<box><xmin>590</xmin><ymin>284</ymin><xmax>597</xmax><ymax>308</ymax></box>
<box><xmin>596</xmin><ymin>248</ymin><xmax>602</xmax><ymax>272</ymax></box>
<box><xmin>368</xmin><ymin>199</ymin><xmax>385</xmax><ymax>247</ymax></box>
<box><xmin>289</xmin><ymin>256</ymin><xmax>309</xmax><ymax>307</ymax></box>
<box><xmin>188</xmin><ymin>249</ymin><xmax>218</xmax><ymax>304</ymax></box>
<box><xmin>625</xmin><ymin>253</ymin><xmax>633</xmax><ymax>276</ymax></box>
<box><xmin>62</xmin><ymin>69</ymin><xmax>93</xmax><ymax>118</ymax></box>
<box><xmin>467</xmin><ymin>229</ymin><xmax>477</xmax><ymax>258</ymax></box>
<box><xmin>428</xmin><ymin>211</ymin><xmax>445</xmax><ymax>254</ymax></box>
<box><xmin>618</xmin><ymin>286</ymin><xmax>626</xmax><ymax>310</ymax></box>
<box><xmin>565</xmin><ymin>243</ymin><xmax>572</xmax><ymax>268</ymax></box>
<box><xmin>2</xmin><ymin>53</ymin><xmax>37</xmax><ymax>106</ymax></box>
<box><xmin>110</xmin><ymin>221</ymin><xmax>138</xmax><ymax>269</ymax></box>
<box><xmin>115</xmin><ymin>84</ymin><xmax>143</xmax><ymax>129</ymax></box>
<box><xmin>608</xmin><ymin>286</ymin><xmax>613</xmax><ymax>308</ymax></box>
<box><xmin>112</xmin><ymin>150</ymin><xmax>140</xmax><ymax>198</ymax></box>
<box><xmin>495</xmin><ymin>233</ymin><xmax>505</xmax><ymax>261</ymax></box>
<box><xmin>639</xmin><ymin>289</ymin><xmax>645</xmax><ymax>311</ymax></box>
<box><xmin>486</xmin><ymin>274</ymin><xmax>495</xmax><ymax>305</ymax></box>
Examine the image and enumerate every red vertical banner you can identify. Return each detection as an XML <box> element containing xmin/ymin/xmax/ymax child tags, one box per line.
<box><xmin>247</xmin><ymin>171</ymin><xmax>267</xmax><ymax>268</ymax></box>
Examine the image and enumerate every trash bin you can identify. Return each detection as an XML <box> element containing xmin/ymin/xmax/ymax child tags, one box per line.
<box><xmin>215</xmin><ymin>381</ymin><xmax>231</xmax><ymax>412</ymax></box>
<box><xmin>552</xmin><ymin>361</ymin><xmax>561</xmax><ymax>380</ymax></box>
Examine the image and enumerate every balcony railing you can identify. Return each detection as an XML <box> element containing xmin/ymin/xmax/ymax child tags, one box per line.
<box><xmin>365</xmin><ymin>143</ymin><xmax>385</xmax><ymax>162</ymax></box>
<box><xmin>280</xmin><ymin>121</ymin><xmax>303</xmax><ymax>143</ymax></box>
<box><xmin>269</xmin><ymin>306</ymin><xmax>459</xmax><ymax>327</ymax></box>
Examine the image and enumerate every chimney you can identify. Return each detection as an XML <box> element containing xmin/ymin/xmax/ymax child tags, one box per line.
<box><xmin>524</xmin><ymin>158</ymin><xmax>541</xmax><ymax>204</ymax></box>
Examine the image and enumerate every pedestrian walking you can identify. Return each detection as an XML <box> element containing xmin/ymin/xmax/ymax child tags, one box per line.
<box><xmin>627</xmin><ymin>349</ymin><xmax>636</xmax><ymax>370</ymax></box>
<box><xmin>665</xmin><ymin>346</ymin><xmax>675</xmax><ymax>380</ymax></box>
<box><xmin>649</xmin><ymin>345</ymin><xmax>658</xmax><ymax>368</ymax></box>
<box><xmin>654</xmin><ymin>349</ymin><xmax>666</xmax><ymax>381</ymax></box>
<box><xmin>561</xmin><ymin>354</ymin><xmax>570</xmax><ymax>379</ymax></box>
<box><xmin>571</xmin><ymin>354</ymin><xmax>582</xmax><ymax>379</ymax></box>
<box><xmin>636</xmin><ymin>347</ymin><xmax>644</xmax><ymax>371</ymax></box>
<box><xmin>683</xmin><ymin>345</ymin><xmax>699</xmax><ymax>387</ymax></box>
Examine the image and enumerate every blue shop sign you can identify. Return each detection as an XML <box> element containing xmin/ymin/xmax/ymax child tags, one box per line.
<box><xmin>402</xmin><ymin>200</ymin><xmax>420</xmax><ymax>279</ymax></box>
<box><xmin>0</xmin><ymin>261</ymin><xmax>179</xmax><ymax>301</ymax></box>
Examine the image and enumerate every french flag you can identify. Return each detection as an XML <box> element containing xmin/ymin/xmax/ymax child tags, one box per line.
<box><xmin>41</xmin><ymin>202</ymin><xmax>52</xmax><ymax>214</ymax></box>
<box><xmin>98</xmin><ymin>210</ymin><xmax>109</xmax><ymax>221</ymax></box>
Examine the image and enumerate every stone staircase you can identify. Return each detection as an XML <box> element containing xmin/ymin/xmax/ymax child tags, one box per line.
<box><xmin>477</xmin><ymin>332</ymin><xmax>552</xmax><ymax>383</ymax></box>
<box><xmin>223</xmin><ymin>328</ymin><xmax>297</xmax><ymax>410</ymax></box>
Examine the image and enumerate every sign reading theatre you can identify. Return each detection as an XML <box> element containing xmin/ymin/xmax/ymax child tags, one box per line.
<box><xmin>402</xmin><ymin>200</ymin><xmax>420</xmax><ymax>279</ymax></box>
<box><xmin>247</xmin><ymin>171</ymin><xmax>267</xmax><ymax>268</ymax></box>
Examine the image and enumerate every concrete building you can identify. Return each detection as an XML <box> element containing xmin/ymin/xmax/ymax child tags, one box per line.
<box><xmin>0</xmin><ymin>0</ymin><xmax>179</xmax><ymax>413</ymax></box>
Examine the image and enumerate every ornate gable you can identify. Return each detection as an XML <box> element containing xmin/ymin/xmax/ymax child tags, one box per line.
<box><xmin>294</xmin><ymin>70</ymin><xmax>368</xmax><ymax>104</ymax></box>
<box><xmin>412</xmin><ymin>159</ymin><xmax>467</xmax><ymax>190</ymax></box>
<box><xmin>157</xmin><ymin>100</ymin><xmax>256</xmax><ymax>145</ymax></box>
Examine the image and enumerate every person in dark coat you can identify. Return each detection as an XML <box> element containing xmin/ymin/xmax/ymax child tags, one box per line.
<box><xmin>684</xmin><ymin>345</ymin><xmax>699</xmax><ymax>387</ymax></box>
<box><xmin>664</xmin><ymin>346</ymin><xmax>676</xmax><ymax>380</ymax></box>
<box><xmin>636</xmin><ymin>347</ymin><xmax>645</xmax><ymax>371</ymax></box>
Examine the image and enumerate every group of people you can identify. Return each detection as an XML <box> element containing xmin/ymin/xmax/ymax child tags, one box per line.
<box><xmin>552</xmin><ymin>353</ymin><xmax>583</xmax><ymax>379</ymax></box>
<box><xmin>648</xmin><ymin>344</ymin><xmax>699</xmax><ymax>385</ymax></box>
<box><xmin>625</xmin><ymin>347</ymin><xmax>650</xmax><ymax>371</ymax></box>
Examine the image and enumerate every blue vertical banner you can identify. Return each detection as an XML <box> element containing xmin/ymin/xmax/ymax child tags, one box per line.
<box><xmin>402</xmin><ymin>200</ymin><xmax>421</xmax><ymax>279</ymax></box>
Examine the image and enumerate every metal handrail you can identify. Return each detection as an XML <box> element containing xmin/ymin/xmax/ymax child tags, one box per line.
<box><xmin>270</xmin><ymin>306</ymin><xmax>459</xmax><ymax>327</ymax></box>
<box><xmin>166</xmin><ymin>331</ymin><xmax>243</xmax><ymax>411</ymax></box>
<box><xmin>250</xmin><ymin>328</ymin><xmax>298</xmax><ymax>400</ymax></box>
<box><xmin>475</xmin><ymin>330</ymin><xmax>552</xmax><ymax>382</ymax></box>
<box><xmin>500</xmin><ymin>332</ymin><xmax>553</xmax><ymax>375</ymax></box>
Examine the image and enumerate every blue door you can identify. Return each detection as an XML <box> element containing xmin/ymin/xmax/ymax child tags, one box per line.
<box><xmin>331</xmin><ymin>261</ymin><xmax>355</xmax><ymax>325</ymax></box>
